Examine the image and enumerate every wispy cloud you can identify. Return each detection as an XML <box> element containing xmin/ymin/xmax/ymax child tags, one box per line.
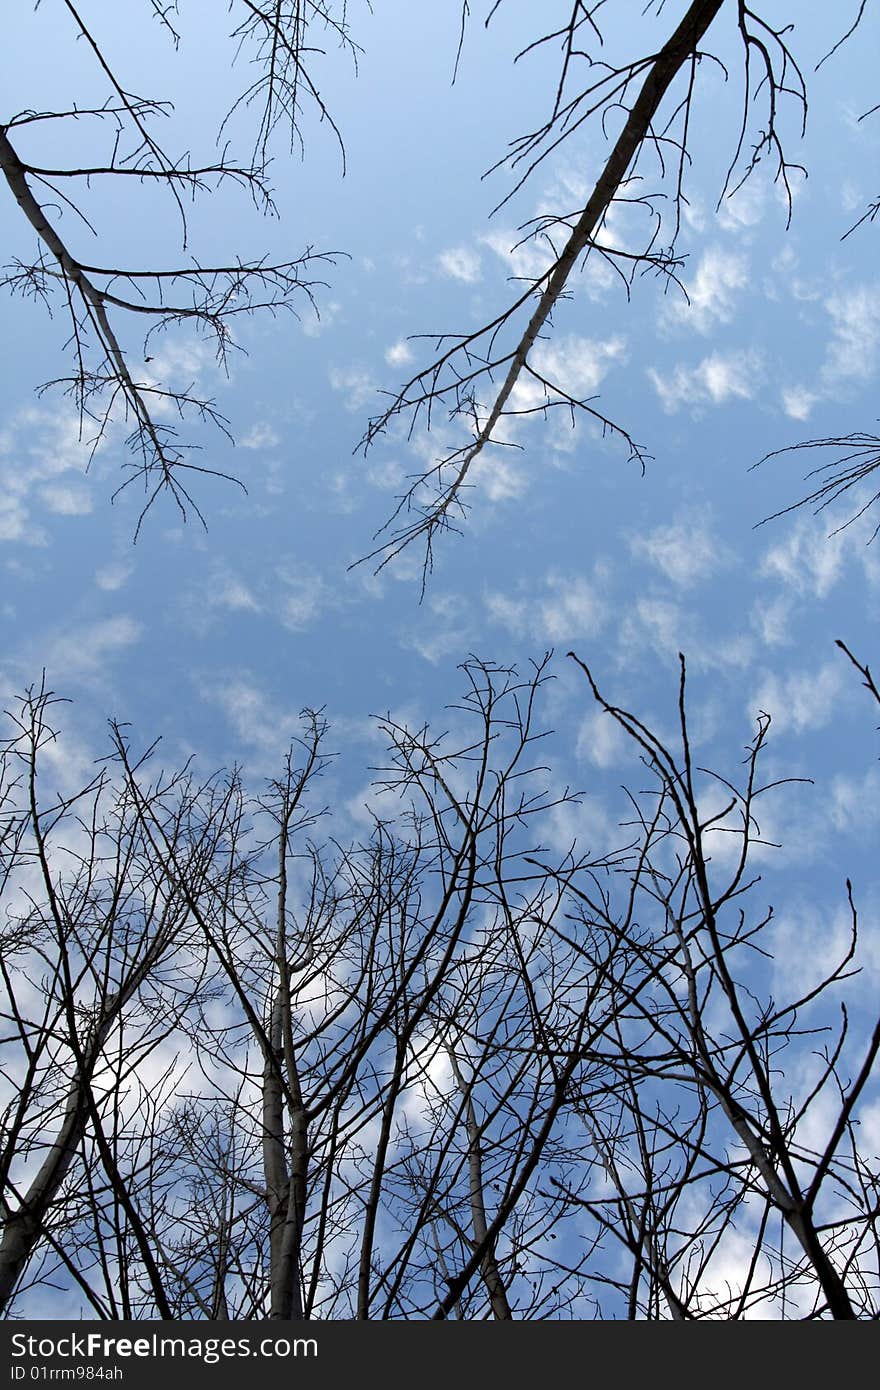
<box><xmin>39</xmin><ymin>483</ymin><xmax>92</xmax><ymax>517</ymax></box>
<box><xmin>668</xmin><ymin>247</ymin><xmax>749</xmax><ymax>333</ymax></box>
<box><xmin>278</xmin><ymin>569</ymin><xmax>330</xmax><ymax>631</ymax></box>
<box><xmin>385</xmin><ymin>339</ymin><xmax>414</xmax><ymax>368</ymax></box>
<box><xmin>750</xmin><ymin>661</ymin><xmax>842</xmax><ymax>735</ymax></box>
<box><xmin>526</xmin><ymin>334</ymin><xmax>626</xmax><ymax>403</ymax></box>
<box><xmin>772</xmin><ymin>895</ymin><xmax>880</xmax><ymax>1001</ymax></box>
<box><xmin>471</xmin><ymin>450</ymin><xmax>528</xmax><ymax>504</ymax></box>
<box><xmin>141</xmin><ymin>335</ymin><xmax>219</xmax><ymax>420</ymax></box>
<box><xmin>0</xmin><ymin>405</ymin><xmax>99</xmax><ymax>544</ymax></box>
<box><xmin>780</xmin><ymin>281</ymin><xmax>880</xmax><ymax>420</ymax></box>
<box><xmin>329</xmin><ymin>365</ymin><xmax>377</xmax><ymax>411</ymax></box>
<box><xmin>95</xmin><ymin>559</ymin><xmax>134</xmax><ymax>592</ymax></box>
<box><xmin>437</xmin><ymin>246</ymin><xmax>482</xmax><ymax>283</ymax></box>
<box><xmin>499</xmin><ymin>334</ymin><xmax>627</xmax><ymax>449</ymax></box>
<box><xmin>750</xmin><ymin>593</ymin><xmax>794</xmax><ymax>647</ymax></box>
<box><xmin>780</xmin><ymin>386</ymin><xmax>819</xmax><ymax>421</ymax></box>
<box><xmin>648</xmin><ymin>348</ymin><xmax>762</xmax><ymax>413</ymax></box>
<box><xmin>486</xmin><ymin>571</ymin><xmax>606</xmax><ymax>645</ymax></box>
<box><xmin>240</xmin><ymin>421</ymin><xmax>281</xmax><ymax>450</ymax></box>
<box><xmin>481</xmin><ymin>228</ymin><xmax>554</xmax><ymax>281</ymax></box>
<box><xmin>44</xmin><ymin>616</ymin><xmax>141</xmax><ymax>685</ymax></box>
<box><xmin>824</xmin><ymin>284</ymin><xmax>880</xmax><ymax>386</ymax></box>
<box><xmin>629</xmin><ymin>514</ymin><xmax>729</xmax><ymax>587</ymax></box>
<box><xmin>619</xmin><ymin>596</ymin><xmax>753</xmax><ymax>672</ymax></box>
<box><xmin>759</xmin><ymin>518</ymin><xmax>847</xmax><ymax>599</ymax></box>
<box><xmin>400</xmin><ymin>593</ymin><xmax>475</xmax><ymax>665</ymax></box>
<box><xmin>829</xmin><ymin>768</ymin><xmax>880</xmax><ymax>837</ymax></box>
<box><xmin>717</xmin><ymin>180</ymin><xmax>766</xmax><ymax>232</ymax></box>
<box><xmin>213</xmin><ymin>575</ymin><xmax>262</xmax><ymax>613</ymax></box>
<box><xmin>576</xmin><ymin>709</ymin><xmax>627</xmax><ymax>768</ymax></box>
<box><xmin>204</xmin><ymin>676</ymin><xmax>325</xmax><ymax>777</ymax></box>
<box><xmin>404</xmin><ymin>627</ymin><xmax>469</xmax><ymax>666</ymax></box>
<box><xmin>301</xmin><ymin>299</ymin><xmax>341</xmax><ymax>338</ymax></box>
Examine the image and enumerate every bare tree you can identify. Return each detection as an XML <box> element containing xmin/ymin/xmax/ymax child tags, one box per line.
<box><xmin>1</xmin><ymin>660</ymin><xmax>625</xmax><ymax>1318</ymax></box>
<box><xmin>0</xmin><ymin>3</ymin><xmax>356</xmax><ymax>529</ymax></box>
<box><xmin>5</xmin><ymin>6</ymin><xmax>873</xmax><ymax>559</ymax></box>
<box><xmin>3</xmin><ymin>644</ymin><xmax>876</xmax><ymax>1319</ymax></box>
<box><xmin>358</xmin><ymin>1</ymin><xmax>871</xmax><ymax>584</ymax></box>
<box><xmin>554</xmin><ymin>643</ymin><xmax>880</xmax><ymax>1318</ymax></box>
<box><xmin>753</xmin><ymin>429</ymin><xmax>880</xmax><ymax>543</ymax></box>
<box><xmin>0</xmin><ymin>681</ymin><xmax>228</xmax><ymax>1315</ymax></box>
<box><xmin>149</xmin><ymin>658</ymin><xmax>636</xmax><ymax>1322</ymax></box>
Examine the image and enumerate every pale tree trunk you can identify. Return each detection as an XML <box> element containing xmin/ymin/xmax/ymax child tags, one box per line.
<box><xmin>262</xmin><ymin>808</ymin><xmax>309</xmax><ymax>1320</ymax></box>
<box><xmin>449</xmin><ymin>1050</ymin><xmax>512</xmax><ymax>1319</ymax></box>
<box><xmin>1</xmin><ymin>978</ymin><xmax>137</xmax><ymax>1312</ymax></box>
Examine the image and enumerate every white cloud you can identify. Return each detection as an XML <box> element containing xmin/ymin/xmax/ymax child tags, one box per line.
<box><xmin>481</xmin><ymin>228</ymin><xmax>554</xmax><ymax>281</ymax></box>
<box><xmin>44</xmin><ymin>616</ymin><xmax>140</xmax><ymax>684</ymax></box>
<box><xmin>717</xmin><ymin>180</ymin><xmax>766</xmax><ymax>232</ymax></box>
<box><xmin>669</xmin><ymin>247</ymin><xmax>749</xmax><ymax>333</ymax></box>
<box><xmin>329</xmin><ymin>365</ymin><xmax>376</xmax><ymax>411</ymax></box>
<box><xmin>95</xmin><ymin>560</ymin><xmax>133</xmax><ymax>592</ymax></box>
<box><xmin>529</xmin><ymin>334</ymin><xmax>626</xmax><ymax>401</ymax></box>
<box><xmin>824</xmin><ymin>284</ymin><xmax>880</xmax><ymax>387</ymax></box>
<box><xmin>859</xmin><ymin>1097</ymin><xmax>880</xmax><ymax>1164</ymax></box>
<box><xmin>141</xmin><ymin>335</ymin><xmax>219</xmax><ymax>419</ymax></box>
<box><xmin>385</xmin><ymin>339</ymin><xmax>414</xmax><ymax>368</ymax></box>
<box><xmin>301</xmin><ymin>299</ymin><xmax>341</xmax><ymax>338</ymax></box>
<box><xmin>782</xmin><ymin>282</ymin><xmax>880</xmax><ymax>418</ymax></box>
<box><xmin>279</xmin><ymin>572</ymin><xmax>328</xmax><ymax>630</ymax></box>
<box><xmin>197</xmin><ymin>562</ymin><xmax>335</xmax><ymax>632</ymax></box>
<box><xmin>541</xmin><ymin>578</ymin><xmax>605</xmax><ymax>641</ymax></box>
<box><xmin>649</xmin><ymin>349</ymin><xmax>761</xmax><ymax>414</ymax></box>
<box><xmin>772</xmin><ymin>897</ymin><xmax>880</xmax><ymax>1003</ymax></box>
<box><xmin>780</xmin><ymin>386</ymin><xmax>819</xmax><ymax>421</ymax></box>
<box><xmin>402</xmin><ymin>593</ymin><xmax>472</xmax><ymax>665</ymax></box>
<box><xmin>760</xmin><ymin>519</ymin><xmax>846</xmax><ymax>599</ymax></box>
<box><xmin>213</xmin><ymin>575</ymin><xmax>261</xmax><ymax>613</ymax></box>
<box><xmin>405</xmin><ymin>627</ymin><xmax>468</xmax><ymax>665</ymax></box>
<box><xmin>178</xmin><ymin>567</ymin><xmax>265</xmax><ymax>634</ymax></box>
<box><xmin>485</xmin><ymin>591</ymin><xmax>528</xmax><ymax>634</ymax></box>
<box><xmin>206</xmin><ymin>677</ymin><xmax>317</xmax><ymax>774</ymax></box>
<box><xmin>365</xmin><ymin>456</ymin><xmax>407</xmax><ymax>490</ymax></box>
<box><xmin>828</xmin><ymin>768</ymin><xmax>880</xmax><ymax>836</ymax></box>
<box><xmin>576</xmin><ymin>710</ymin><xmax>627</xmax><ymax>769</ymax></box>
<box><xmin>480</xmin><ymin>164</ymin><xmax>629</xmax><ymax>299</ymax></box>
<box><xmin>437</xmin><ymin>246</ymin><xmax>482</xmax><ymax>283</ymax></box>
<box><xmin>771</xmin><ymin>243</ymin><xmax>797</xmax><ymax>276</ymax></box>
<box><xmin>629</xmin><ymin>595</ymin><xmax>687</xmax><ymax>660</ymax></box>
<box><xmin>0</xmin><ymin>406</ymin><xmax>99</xmax><ymax>543</ymax></box>
<box><xmin>750</xmin><ymin>593</ymin><xmax>793</xmax><ymax>647</ymax></box>
<box><xmin>619</xmin><ymin>597</ymin><xmax>753</xmax><ymax>672</ymax></box>
<box><xmin>630</xmin><ymin>516</ymin><xmax>727</xmax><ymax>588</ymax></box>
<box><xmin>0</xmin><ymin>494</ymin><xmax>43</xmax><ymax>545</ymax></box>
<box><xmin>498</xmin><ymin>334</ymin><xmax>626</xmax><ymax>447</ymax></box>
<box><xmin>486</xmin><ymin>572</ymin><xmax>606</xmax><ymax>645</ymax></box>
<box><xmin>18</xmin><ymin>714</ymin><xmax>99</xmax><ymax>803</ymax></box>
<box><xmin>544</xmin><ymin>794</ymin><xmax>614</xmax><ymax>859</ymax></box>
<box><xmin>39</xmin><ymin>483</ymin><xmax>92</xmax><ymax>516</ymax></box>
<box><xmin>472</xmin><ymin>450</ymin><xmax>527</xmax><ymax>503</ymax></box>
<box><xmin>240</xmin><ymin>422</ymin><xmax>281</xmax><ymax>450</ymax></box>
<box><xmin>750</xmin><ymin>661</ymin><xmax>842</xmax><ymax>735</ymax></box>
<box><xmin>146</xmin><ymin>336</ymin><xmax>215</xmax><ymax>384</ymax></box>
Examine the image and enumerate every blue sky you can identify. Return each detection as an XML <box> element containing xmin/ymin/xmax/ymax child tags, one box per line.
<box><xmin>2</xmin><ymin>0</ymin><xmax>879</xmax><ymax>1316</ymax></box>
